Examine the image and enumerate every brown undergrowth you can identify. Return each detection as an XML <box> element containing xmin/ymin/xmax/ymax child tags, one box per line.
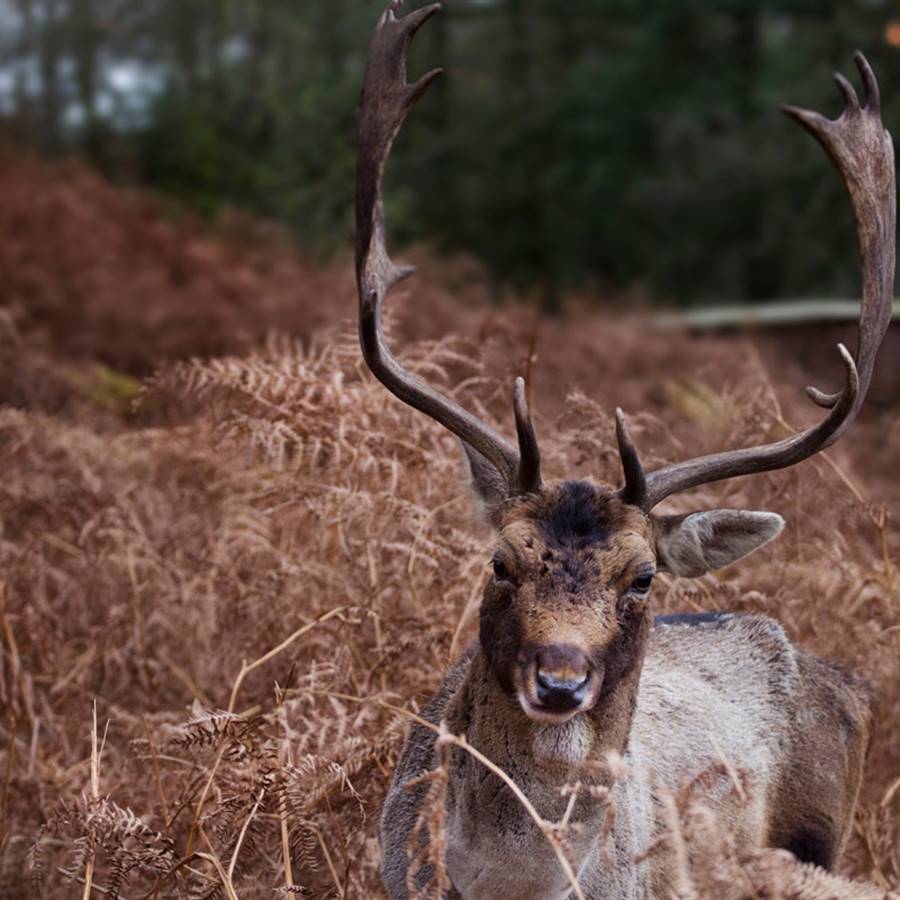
<box><xmin>0</xmin><ymin>155</ymin><xmax>898</xmax><ymax>897</ymax></box>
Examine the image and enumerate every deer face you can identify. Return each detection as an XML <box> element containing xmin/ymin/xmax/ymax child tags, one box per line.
<box><xmin>477</xmin><ymin>479</ymin><xmax>784</xmax><ymax>724</ymax></box>
<box><xmin>481</xmin><ymin>482</ymin><xmax>654</xmax><ymax>724</ymax></box>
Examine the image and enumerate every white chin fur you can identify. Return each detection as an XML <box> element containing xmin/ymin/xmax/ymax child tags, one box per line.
<box><xmin>532</xmin><ymin>716</ymin><xmax>593</xmax><ymax>765</ymax></box>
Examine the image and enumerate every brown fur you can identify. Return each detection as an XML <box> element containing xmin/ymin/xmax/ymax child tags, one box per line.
<box><xmin>765</xmin><ymin>652</ymin><xmax>874</xmax><ymax>870</ymax></box>
<box><xmin>380</xmin><ymin>479</ymin><xmax>873</xmax><ymax>899</ymax></box>
<box><xmin>480</xmin><ymin>483</ymin><xmax>652</xmax><ymax>705</ymax></box>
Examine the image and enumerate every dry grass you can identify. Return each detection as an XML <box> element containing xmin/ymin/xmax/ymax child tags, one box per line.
<box><xmin>0</xmin><ymin>154</ymin><xmax>898</xmax><ymax>898</ymax></box>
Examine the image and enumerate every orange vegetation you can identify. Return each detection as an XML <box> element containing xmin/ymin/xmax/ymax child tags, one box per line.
<box><xmin>0</xmin><ymin>153</ymin><xmax>898</xmax><ymax>897</ymax></box>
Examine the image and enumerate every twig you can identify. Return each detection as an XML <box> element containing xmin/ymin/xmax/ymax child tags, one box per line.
<box><xmin>869</xmin><ymin>505</ymin><xmax>900</xmax><ymax>657</ymax></box>
<box><xmin>82</xmin><ymin>701</ymin><xmax>100</xmax><ymax>900</ymax></box>
<box><xmin>881</xmin><ymin>772</ymin><xmax>900</xmax><ymax>808</ymax></box>
<box><xmin>196</xmin><ymin>828</ymin><xmax>239</xmax><ymax>900</ymax></box>
<box><xmin>0</xmin><ymin>711</ymin><xmax>15</xmax><ymax>858</ymax></box>
<box><xmin>309</xmin><ymin>823</ymin><xmax>345</xmax><ymax>899</ymax></box>
<box><xmin>560</xmin><ymin>784</ymin><xmax>579</xmax><ymax>828</ymax></box>
<box><xmin>227</xmin><ymin>606</ymin><xmax>350</xmax><ymax>713</ymax></box>
<box><xmin>524</xmin><ymin>313</ymin><xmax>541</xmax><ymax>409</ymax></box>
<box><xmin>186</xmin><ymin>743</ymin><xmax>227</xmax><ymax>857</ymax></box>
<box><xmin>276</xmin><ymin>707</ymin><xmax>295</xmax><ymax>891</ymax></box>
<box><xmin>657</xmin><ymin>785</ymin><xmax>697</xmax><ymax>900</ymax></box>
<box><xmin>449</xmin><ymin>571</ymin><xmax>485</xmax><ymax>660</ymax></box>
<box><xmin>142</xmin><ymin>718</ymin><xmax>171</xmax><ymax>833</ymax></box>
<box><xmin>0</xmin><ymin>582</ymin><xmax>36</xmax><ymax>730</ymax></box>
<box><xmin>227</xmin><ymin>786</ymin><xmax>266</xmax><ymax>881</ymax></box>
<box><xmin>407</xmin><ymin>499</ymin><xmax>462</xmax><ymax>668</ymax></box>
<box><xmin>707</xmin><ymin>733</ymin><xmax>747</xmax><ymax>802</ymax></box>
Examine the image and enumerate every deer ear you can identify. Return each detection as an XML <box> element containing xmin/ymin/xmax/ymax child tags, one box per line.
<box><xmin>654</xmin><ymin>510</ymin><xmax>784</xmax><ymax>577</ymax></box>
<box><xmin>461</xmin><ymin>441</ymin><xmax>507</xmax><ymax>527</ymax></box>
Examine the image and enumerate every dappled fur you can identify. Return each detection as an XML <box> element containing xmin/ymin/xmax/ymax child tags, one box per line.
<box><xmin>380</xmin><ymin>480</ymin><xmax>873</xmax><ymax>898</ymax></box>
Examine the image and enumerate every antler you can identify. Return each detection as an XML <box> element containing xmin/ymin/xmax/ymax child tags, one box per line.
<box><xmin>618</xmin><ymin>53</ymin><xmax>895</xmax><ymax>511</ymax></box>
<box><xmin>356</xmin><ymin>1</ymin><xmax>541</xmax><ymax>494</ymax></box>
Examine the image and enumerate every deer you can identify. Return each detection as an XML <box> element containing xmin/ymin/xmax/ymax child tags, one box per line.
<box><xmin>355</xmin><ymin>3</ymin><xmax>895</xmax><ymax>898</ymax></box>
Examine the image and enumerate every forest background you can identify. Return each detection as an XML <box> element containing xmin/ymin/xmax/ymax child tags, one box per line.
<box><xmin>5</xmin><ymin>0</ymin><xmax>900</xmax><ymax>307</ymax></box>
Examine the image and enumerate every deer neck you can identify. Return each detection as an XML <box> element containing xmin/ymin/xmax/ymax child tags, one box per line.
<box><xmin>441</xmin><ymin>619</ymin><xmax>650</xmax><ymax>899</ymax></box>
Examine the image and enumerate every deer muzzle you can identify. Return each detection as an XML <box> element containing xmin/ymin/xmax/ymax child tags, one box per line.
<box><xmin>518</xmin><ymin>645</ymin><xmax>602</xmax><ymax>723</ymax></box>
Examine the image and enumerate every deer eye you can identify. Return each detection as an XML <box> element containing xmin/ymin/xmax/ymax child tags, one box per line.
<box><xmin>630</xmin><ymin>573</ymin><xmax>654</xmax><ymax>594</ymax></box>
<box><xmin>492</xmin><ymin>558</ymin><xmax>512</xmax><ymax>582</ymax></box>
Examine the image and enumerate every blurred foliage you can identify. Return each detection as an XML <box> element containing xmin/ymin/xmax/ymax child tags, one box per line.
<box><xmin>2</xmin><ymin>0</ymin><xmax>900</xmax><ymax>305</ymax></box>
<box><xmin>65</xmin><ymin>363</ymin><xmax>141</xmax><ymax>414</ymax></box>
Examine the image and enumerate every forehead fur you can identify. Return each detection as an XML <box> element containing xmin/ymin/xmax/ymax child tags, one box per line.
<box><xmin>500</xmin><ymin>480</ymin><xmax>649</xmax><ymax>552</ymax></box>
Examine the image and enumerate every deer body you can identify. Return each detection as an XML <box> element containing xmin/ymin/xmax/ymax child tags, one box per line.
<box><xmin>380</xmin><ymin>487</ymin><xmax>872</xmax><ymax>899</ymax></box>
<box><xmin>354</xmin><ymin>4</ymin><xmax>893</xmax><ymax>897</ymax></box>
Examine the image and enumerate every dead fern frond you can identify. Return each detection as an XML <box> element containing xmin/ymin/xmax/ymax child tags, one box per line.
<box><xmin>2</xmin><ymin>196</ymin><xmax>898</xmax><ymax>898</ymax></box>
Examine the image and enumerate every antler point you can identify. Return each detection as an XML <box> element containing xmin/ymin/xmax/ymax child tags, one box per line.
<box><xmin>512</xmin><ymin>376</ymin><xmax>542</xmax><ymax>495</ymax></box>
<box><xmin>401</xmin><ymin>1</ymin><xmax>442</xmax><ymax>36</ymax></box>
<box><xmin>833</xmin><ymin>72</ymin><xmax>860</xmax><ymax>109</ymax></box>
<box><xmin>382</xmin><ymin>0</ymin><xmax>403</xmax><ymax>25</ymax></box>
<box><xmin>780</xmin><ymin>104</ymin><xmax>811</xmax><ymax>123</ymax></box>
<box><xmin>836</xmin><ymin>343</ymin><xmax>860</xmax><ymax>395</ymax></box>
<box><xmin>853</xmin><ymin>52</ymin><xmax>880</xmax><ymax>112</ymax></box>
<box><xmin>513</xmin><ymin>376</ymin><xmax>529</xmax><ymax>418</ymax></box>
<box><xmin>407</xmin><ymin>67</ymin><xmax>443</xmax><ymax>103</ymax></box>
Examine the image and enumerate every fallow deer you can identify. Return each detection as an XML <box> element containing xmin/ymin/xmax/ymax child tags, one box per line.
<box><xmin>356</xmin><ymin>3</ymin><xmax>895</xmax><ymax>897</ymax></box>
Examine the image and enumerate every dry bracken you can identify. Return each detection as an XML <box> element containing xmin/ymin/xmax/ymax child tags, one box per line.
<box><xmin>0</xmin><ymin>155</ymin><xmax>897</xmax><ymax>899</ymax></box>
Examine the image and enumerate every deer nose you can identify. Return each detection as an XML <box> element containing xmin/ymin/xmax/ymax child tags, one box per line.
<box><xmin>534</xmin><ymin>651</ymin><xmax>591</xmax><ymax>712</ymax></box>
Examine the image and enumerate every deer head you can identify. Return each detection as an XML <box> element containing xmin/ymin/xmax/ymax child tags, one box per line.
<box><xmin>356</xmin><ymin>2</ymin><xmax>894</xmax><ymax>725</ymax></box>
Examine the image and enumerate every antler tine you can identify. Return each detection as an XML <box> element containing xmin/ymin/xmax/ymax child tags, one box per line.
<box><xmin>624</xmin><ymin>53</ymin><xmax>894</xmax><ymax>512</ymax></box>
<box><xmin>513</xmin><ymin>377</ymin><xmax>542</xmax><ymax>493</ymax></box>
<box><xmin>793</xmin><ymin>52</ymin><xmax>895</xmax><ymax>417</ymax></box>
<box><xmin>615</xmin><ymin>409</ymin><xmax>647</xmax><ymax>507</ymax></box>
<box><xmin>357</xmin><ymin>1</ymin><xmax>541</xmax><ymax>492</ymax></box>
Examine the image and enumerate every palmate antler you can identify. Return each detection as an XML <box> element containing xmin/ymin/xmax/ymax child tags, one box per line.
<box><xmin>355</xmin><ymin>0</ymin><xmax>541</xmax><ymax>495</ymax></box>
<box><xmin>618</xmin><ymin>52</ymin><xmax>896</xmax><ymax>510</ymax></box>
<box><xmin>357</xmin><ymin>4</ymin><xmax>895</xmax><ymax>511</ymax></box>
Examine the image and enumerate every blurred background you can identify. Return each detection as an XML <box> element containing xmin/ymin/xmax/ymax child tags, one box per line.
<box><xmin>3</xmin><ymin>0</ymin><xmax>900</xmax><ymax>309</ymax></box>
